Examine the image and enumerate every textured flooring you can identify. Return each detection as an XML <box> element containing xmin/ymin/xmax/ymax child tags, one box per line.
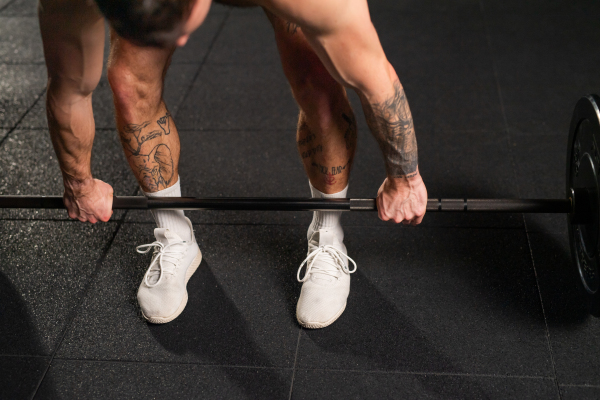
<box><xmin>1</xmin><ymin>0</ymin><xmax>600</xmax><ymax>399</ymax></box>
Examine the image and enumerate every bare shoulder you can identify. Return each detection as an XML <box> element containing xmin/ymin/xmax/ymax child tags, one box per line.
<box><xmin>260</xmin><ymin>0</ymin><xmax>370</xmax><ymax>34</ymax></box>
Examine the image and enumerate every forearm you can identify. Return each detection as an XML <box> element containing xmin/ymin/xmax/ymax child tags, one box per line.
<box><xmin>39</xmin><ymin>0</ymin><xmax>105</xmax><ymax>188</ymax></box>
<box><xmin>47</xmin><ymin>91</ymin><xmax>96</xmax><ymax>187</ymax></box>
<box><xmin>359</xmin><ymin>78</ymin><xmax>418</xmax><ymax>179</ymax></box>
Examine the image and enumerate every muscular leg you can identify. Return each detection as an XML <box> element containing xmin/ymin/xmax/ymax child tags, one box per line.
<box><xmin>265</xmin><ymin>11</ymin><xmax>358</xmax><ymax>329</ymax></box>
<box><xmin>264</xmin><ymin>11</ymin><xmax>357</xmax><ymax>194</ymax></box>
<box><xmin>107</xmin><ymin>33</ymin><xmax>180</xmax><ymax>193</ymax></box>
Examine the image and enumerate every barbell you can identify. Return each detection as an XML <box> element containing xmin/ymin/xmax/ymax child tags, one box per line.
<box><xmin>0</xmin><ymin>95</ymin><xmax>598</xmax><ymax>315</ymax></box>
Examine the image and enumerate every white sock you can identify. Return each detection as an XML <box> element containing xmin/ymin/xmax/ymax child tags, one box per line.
<box><xmin>308</xmin><ymin>181</ymin><xmax>348</xmax><ymax>241</ymax></box>
<box><xmin>142</xmin><ymin>177</ymin><xmax>193</xmax><ymax>242</ymax></box>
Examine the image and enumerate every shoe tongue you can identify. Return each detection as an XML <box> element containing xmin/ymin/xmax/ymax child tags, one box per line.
<box><xmin>308</xmin><ymin>229</ymin><xmax>340</xmax><ymax>284</ymax></box>
<box><xmin>154</xmin><ymin>228</ymin><xmax>183</xmax><ymax>245</ymax></box>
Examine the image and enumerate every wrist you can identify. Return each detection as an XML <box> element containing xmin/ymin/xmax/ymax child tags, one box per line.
<box><xmin>63</xmin><ymin>173</ymin><xmax>95</xmax><ymax>196</ymax></box>
<box><xmin>386</xmin><ymin>169</ymin><xmax>422</xmax><ymax>188</ymax></box>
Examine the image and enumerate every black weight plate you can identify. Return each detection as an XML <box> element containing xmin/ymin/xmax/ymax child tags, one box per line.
<box><xmin>567</xmin><ymin>94</ymin><xmax>600</xmax><ymax>315</ymax></box>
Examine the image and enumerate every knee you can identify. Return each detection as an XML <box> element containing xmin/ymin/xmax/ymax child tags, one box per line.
<box><xmin>107</xmin><ymin>62</ymin><xmax>161</xmax><ymax>115</ymax></box>
<box><xmin>289</xmin><ymin>62</ymin><xmax>348</xmax><ymax>124</ymax></box>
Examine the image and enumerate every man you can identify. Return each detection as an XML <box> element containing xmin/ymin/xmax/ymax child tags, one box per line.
<box><xmin>41</xmin><ymin>0</ymin><xmax>428</xmax><ymax>328</ymax></box>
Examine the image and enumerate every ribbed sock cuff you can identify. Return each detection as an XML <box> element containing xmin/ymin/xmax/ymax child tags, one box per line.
<box><xmin>308</xmin><ymin>181</ymin><xmax>348</xmax><ymax>241</ymax></box>
<box><xmin>142</xmin><ymin>177</ymin><xmax>192</xmax><ymax>242</ymax></box>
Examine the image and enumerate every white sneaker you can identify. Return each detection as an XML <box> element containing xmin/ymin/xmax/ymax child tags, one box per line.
<box><xmin>296</xmin><ymin>229</ymin><xmax>357</xmax><ymax>329</ymax></box>
<box><xmin>136</xmin><ymin>217</ymin><xmax>202</xmax><ymax>324</ymax></box>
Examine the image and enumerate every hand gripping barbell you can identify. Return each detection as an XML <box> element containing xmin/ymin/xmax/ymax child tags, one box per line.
<box><xmin>1</xmin><ymin>95</ymin><xmax>598</xmax><ymax>315</ymax></box>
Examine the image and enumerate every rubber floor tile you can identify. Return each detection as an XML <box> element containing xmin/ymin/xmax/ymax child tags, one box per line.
<box><xmin>36</xmin><ymin>360</ymin><xmax>292</xmax><ymax>400</ymax></box>
<box><xmin>291</xmin><ymin>370</ymin><xmax>559</xmax><ymax>400</ymax></box>
<box><xmin>170</xmin><ymin>8</ymin><xmax>229</xmax><ymax>65</ymax></box>
<box><xmin>0</xmin><ymin>220</ymin><xmax>119</xmax><ymax>355</ymax></box>
<box><xmin>296</xmin><ymin>226</ymin><xmax>553</xmax><ymax>377</ymax></box>
<box><xmin>57</xmin><ymin>223</ymin><xmax>303</xmax><ymax>367</ymax></box>
<box><xmin>483</xmin><ymin>2</ymin><xmax>600</xmax><ymax>136</ymax></box>
<box><xmin>0</xmin><ymin>64</ymin><xmax>45</xmax><ymax>129</ymax></box>
<box><xmin>560</xmin><ymin>385</ymin><xmax>600</xmax><ymax>400</ymax></box>
<box><xmin>528</xmin><ymin>232</ymin><xmax>600</xmax><ymax>386</ymax></box>
<box><xmin>207</xmin><ymin>7</ymin><xmax>281</xmax><ymax>65</ymax></box>
<box><xmin>0</xmin><ymin>0</ymin><xmax>36</xmax><ymax>16</ymax></box>
<box><xmin>510</xmin><ymin>134</ymin><xmax>570</xmax><ymax>235</ymax></box>
<box><xmin>0</xmin><ymin>356</ymin><xmax>50</xmax><ymax>399</ymax></box>
<box><xmin>174</xmin><ymin>63</ymin><xmax>298</xmax><ymax>131</ymax></box>
<box><xmin>370</xmin><ymin>5</ymin><xmax>504</xmax><ymax>134</ymax></box>
<box><xmin>0</xmin><ymin>16</ymin><xmax>43</xmax><ymax>62</ymax></box>
<box><xmin>0</xmin><ymin>129</ymin><xmax>137</xmax><ymax>220</ymax></box>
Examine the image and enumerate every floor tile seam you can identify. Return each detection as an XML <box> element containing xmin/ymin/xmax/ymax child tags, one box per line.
<box><xmin>0</xmin><ymin>0</ymin><xmax>18</xmax><ymax>13</ymax></box>
<box><xmin>0</xmin><ymin>87</ymin><xmax>46</xmax><ymax>149</ymax></box>
<box><xmin>296</xmin><ymin>367</ymin><xmax>555</xmax><ymax>381</ymax></box>
<box><xmin>30</xmin><ymin>210</ymin><xmax>130</xmax><ymax>400</ymax></box>
<box><xmin>0</xmin><ymin>62</ymin><xmax>45</xmax><ymax>66</ymax></box>
<box><xmin>287</xmin><ymin>329</ymin><xmax>302</xmax><ymax>400</ymax></box>
<box><xmin>560</xmin><ymin>383</ymin><xmax>600</xmax><ymax>388</ymax></box>
<box><xmin>0</xmin><ymin>353</ymin><xmax>49</xmax><ymax>359</ymax></box>
<box><xmin>51</xmin><ymin>357</ymin><xmax>294</xmax><ymax>370</ymax></box>
<box><xmin>479</xmin><ymin>2</ymin><xmax>562</xmax><ymax>398</ymax></box>
<box><xmin>173</xmin><ymin>9</ymin><xmax>231</xmax><ymax>118</ymax></box>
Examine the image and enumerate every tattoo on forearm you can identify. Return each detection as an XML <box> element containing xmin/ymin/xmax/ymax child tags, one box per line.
<box><xmin>157</xmin><ymin>112</ymin><xmax>171</xmax><ymax>135</ymax></box>
<box><xmin>342</xmin><ymin>113</ymin><xmax>357</xmax><ymax>150</ymax></box>
<box><xmin>301</xmin><ymin>145</ymin><xmax>323</xmax><ymax>159</ymax></box>
<box><xmin>363</xmin><ymin>81</ymin><xmax>418</xmax><ymax>178</ymax></box>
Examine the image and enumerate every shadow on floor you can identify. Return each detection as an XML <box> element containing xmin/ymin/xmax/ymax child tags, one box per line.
<box><xmin>0</xmin><ymin>272</ymin><xmax>57</xmax><ymax>399</ymax></box>
<box><xmin>147</xmin><ymin>260</ymin><xmax>291</xmax><ymax>399</ymax></box>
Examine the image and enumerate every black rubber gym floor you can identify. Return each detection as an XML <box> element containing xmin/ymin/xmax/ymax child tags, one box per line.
<box><xmin>1</xmin><ymin>0</ymin><xmax>599</xmax><ymax>399</ymax></box>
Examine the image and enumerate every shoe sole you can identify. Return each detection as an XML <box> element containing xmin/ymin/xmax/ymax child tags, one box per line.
<box><xmin>141</xmin><ymin>249</ymin><xmax>203</xmax><ymax>324</ymax></box>
<box><xmin>297</xmin><ymin>301</ymin><xmax>347</xmax><ymax>329</ymax></box>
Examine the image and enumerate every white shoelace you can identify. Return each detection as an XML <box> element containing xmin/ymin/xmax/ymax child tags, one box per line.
<box><xmin>297</xmin><ymin>244</ymin><xmax>357</xmax><ymax>283</ymax></box>
<box><xmin>136</xmin><ymin>241</ymin><xmax>186</xmax><ymax>287</ymax></box>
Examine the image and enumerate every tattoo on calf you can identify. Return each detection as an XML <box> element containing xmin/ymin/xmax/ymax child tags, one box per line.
<box><xmin>363</xmin><ymin>81</ymin><xmax>418</xmax><ymax>178</ymax></box>
<box><xmin>157</xmin><ymin>112</ymin><xmax>171</xmax><ymax>135</ymax></box>
<box><xmin>301</xmin><ymin>145</ymin><xmax>323</xmax><ymax>159</ymax></box>
<box><xmin>342</xmin><ymin>113</ymin><xmax>357</xmax><ymax>150</ymax></box>
<box><xmin>131</xmin><ymin>144</ymin><xmax>174</xmax><ymax>192</ymax></box>
<box><xmin>119</xmin><ymin>121</ymin><xmax>162</xmax><ymax>156</ymax></box>
<box><xmin>285</xmin><ymin>21</ymin><xmax>298</xmax><ymax>34</ymax></box>
<box><xmin>118</xmin><ymin>112</ymin><xmax>175</xmax><ymax>191</ymax></box>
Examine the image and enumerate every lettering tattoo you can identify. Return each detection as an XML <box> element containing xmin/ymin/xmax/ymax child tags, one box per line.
<box><xmin>312</xmin><ymin>159</ymin><xmax>352</xmax><ymax>176</ymax></box>
<box><xmin>342</xmin><ymin>113</ymin><xmax>357</xmax><ymax>150</ymax></box>
<box><xmin>363</xmin><ymin>81</ymin><xmax>418</xmax><ymax>178</ymax></box>
<box><xmin>297</xmin><ymin>134</ymin><xmax>315</xmax><ymax>147</ymax></box>
<box><xmin>301</xmin><ymin>145</ymin><xmax>323</xmax><ymax>159</ymax></box>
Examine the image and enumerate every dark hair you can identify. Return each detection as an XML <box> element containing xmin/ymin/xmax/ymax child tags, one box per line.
<box><xmin>94</xmin><ymin>0</ymin><xmax>194</xmax><ymax>46</ymax></box>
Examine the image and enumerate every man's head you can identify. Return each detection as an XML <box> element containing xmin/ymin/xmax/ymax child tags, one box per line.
<box><xmin>95</xmin><ymin>0</ymin><xmax>211</xmax><ymax>47</ymax></box>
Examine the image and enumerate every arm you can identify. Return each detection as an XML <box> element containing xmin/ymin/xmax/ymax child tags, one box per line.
<box><xmin>267</xmin><ymin>0</ymin><xmax>427</xmax><ymax>223</ymax></box>
<box><xmin>39</xmin><ymin>0</ymin><xmax>113</xmax><ymax>223</ymax></box>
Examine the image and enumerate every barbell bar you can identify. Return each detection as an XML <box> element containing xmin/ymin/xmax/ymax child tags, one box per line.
<box><xmin>0</xmin><ymin>195</ymin><xmax>578</xmax><ymax>214</ymax></box>
<box><xmin>0</xmin><ymin>95</ymin><xmax>599</xmax><ymax>316</ymax></box>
